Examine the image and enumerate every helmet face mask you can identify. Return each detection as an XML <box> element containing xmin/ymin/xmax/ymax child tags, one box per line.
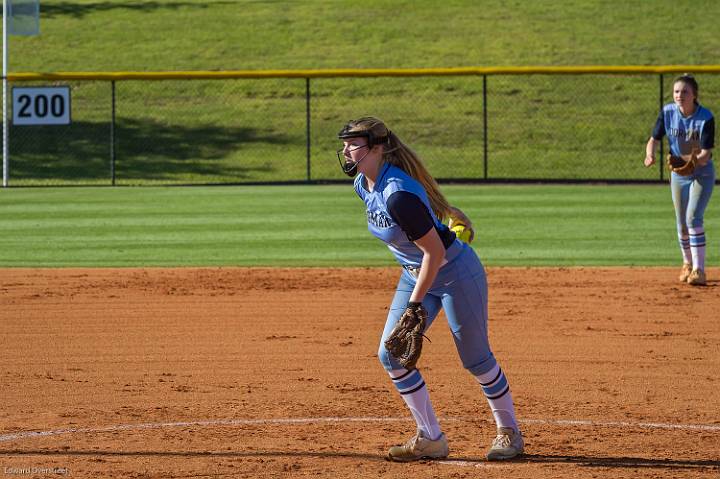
<box><xmin>336</xmin><ymin>120</ymin><xmax>388</xmax><ymax>177</ymax></box>
<box><xmin>336</xmin><ymin>144</ymin><xmax>367</xmax><ymax>177</ymax></box>
<box><xmin>339</xmin><ymin>157</ymin><xmax>359</xmax><ymax>177</ymax></box>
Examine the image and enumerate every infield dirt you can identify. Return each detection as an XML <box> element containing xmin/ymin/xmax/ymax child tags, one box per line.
<box><xmin>1</xmin><ymin>267</ymin><xmax>719</xmax><ymax>478</ymax></box>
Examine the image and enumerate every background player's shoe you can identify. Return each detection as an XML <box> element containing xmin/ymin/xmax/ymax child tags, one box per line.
<box><xmin>679</xmin><ymin>263</ymin><xmax>692</xmax><ymax>282</ymax></box>
<box><xmin>387</xmin><ymin>430</ymin><xmax>449</xmax><ymax>462</ymax></box>
<box><xmin>487</xmin><ymin>427</ymin><xmax>524</xmax><ymax>460</ymax></box>
<box><xmin>687</xmin><ymin>269</ymin><xmax>706</xmax><ymax>286</ymax></box>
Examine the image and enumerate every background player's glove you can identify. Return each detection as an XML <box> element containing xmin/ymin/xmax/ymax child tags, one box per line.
<box><xmin>666</xmin><ymin>152</ymin><xmax>697</xmax><ymax>176</ymax></box>
<box><xmin>384</xmin><ymin>302</ymin><xmax>428</xmax><ymax>370</ymax></box>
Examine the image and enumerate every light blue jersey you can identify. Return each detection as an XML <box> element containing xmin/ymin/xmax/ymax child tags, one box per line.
<box><xmin>352</xmin><ymin>161</ymin><xmax>499</xmax><ymax>377</ymax></box>
<box><xmin>354</xmin><ymin>162</ymin><xmax>463</xmax><ymax>268</ymax></box>
<box><xmin>653</xmin><ymin>102</ymin><xmax>715</xmax><ymax>175</ymax></box>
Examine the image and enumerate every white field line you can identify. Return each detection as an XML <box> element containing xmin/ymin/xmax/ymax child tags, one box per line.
<box><xmin>521</xmin><ymin>418</ymin><xmax>720</xmax><ymax>431</ymax></box>
<box><xmin>0</xmin><ymin>416</ymin><xmax>718</xmax><ymax>444</ymax></box>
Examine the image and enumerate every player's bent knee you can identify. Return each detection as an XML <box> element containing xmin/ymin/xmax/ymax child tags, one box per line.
<box><xmin>378</xmin><ymin>344</ymin><xmax>398</xmax><ymax>371</ymax></box>
<box><xmin>464</xmin><ymin>352</ymin><xmax>497</xmax><ymax>376</ymax></box>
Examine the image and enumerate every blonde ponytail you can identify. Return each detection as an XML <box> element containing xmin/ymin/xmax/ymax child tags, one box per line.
<box><xmin>383</xmin><ymin>132</ymin><xmax>452</xmax><ymax>221</ymax></box>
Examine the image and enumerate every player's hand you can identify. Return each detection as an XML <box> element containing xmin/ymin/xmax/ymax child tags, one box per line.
<box><xmin>448</xmin><ymin>206</ymin><xmax>475</xmax><ymax>243</ymax></box>
<box><xmin>644</xmin><ymin>155</ymin><xmax>655</xmax><ymax>167</ymax></box>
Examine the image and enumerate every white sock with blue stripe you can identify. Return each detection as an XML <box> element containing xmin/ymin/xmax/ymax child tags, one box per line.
<box><xmin>474</xmin><ymin>363</ymin><xmax>518</xmax><ymax>431</ymax></box>
<box><xmin>679</xmin><ymin>232</ymin><xmax>692</xmax><ymax>265</ymax></box>
<box><xmin>689</xmin><ymin>227</ymin><xmax>706</xmax><ymax>270</ymax></box>
<box><xmin>389</xmin><ymin>368</ymin><xmax>442</xmax><ymax>440</ymax></box>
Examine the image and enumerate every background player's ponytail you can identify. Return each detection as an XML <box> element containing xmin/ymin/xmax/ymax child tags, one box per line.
<box><xmin>342</xmin><ymin>117</ymin><xmax>452</xmax><ymax>221</ymax></box>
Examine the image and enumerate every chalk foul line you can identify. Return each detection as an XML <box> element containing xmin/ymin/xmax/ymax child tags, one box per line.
<box><xmin>1</xmin><ymin>416</ymin><xmax>719</xmax><ymax>444</ymax></box>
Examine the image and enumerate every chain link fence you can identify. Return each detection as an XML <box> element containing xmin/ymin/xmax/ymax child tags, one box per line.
<box><xmin>5</xmin><ymin>69</ymin><xmax>720</xmax><ymax>186</ymax></box>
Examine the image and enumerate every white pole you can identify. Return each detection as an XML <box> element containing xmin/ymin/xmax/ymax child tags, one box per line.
<box><xmin>2</xmin><ymin>0</ymin><xmax>8</xmax><ymax>187</ymax></box>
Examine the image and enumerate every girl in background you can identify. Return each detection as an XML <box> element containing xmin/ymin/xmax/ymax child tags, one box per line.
<box><xmin>645</xmin><ymin>74</ymin><xmax>715</xmax><ymax>285</ymax></box>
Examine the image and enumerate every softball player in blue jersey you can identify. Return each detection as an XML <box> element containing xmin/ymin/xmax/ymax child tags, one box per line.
<box><xmin>336</xmin><ymin>117</ymin><xmax>523</xmax><ymax>461</ymax></box>
<box><xmin>645</xmin><ymin>74</ymin><xmax>715</xmax><ymax>285</ymax></box>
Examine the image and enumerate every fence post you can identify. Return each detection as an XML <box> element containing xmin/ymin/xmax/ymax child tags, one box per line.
<box><xmin>305</xmin><ymin>77</ymin><xmax>311</xmax><ymax>182</ymax></box>
<box><xmin>110</xmin><ymin>80</ymin><xmax>116</xmax><ymax>186</ymax></box>
<box><xmin>658</xmin><ymin>74</ymin><xmax>664</xmax><ymax>182</ymax></box>
<box><xmin>483</xmin><ymin>74</ymin><xmax>488</xmax><ymax>180</ymax></box>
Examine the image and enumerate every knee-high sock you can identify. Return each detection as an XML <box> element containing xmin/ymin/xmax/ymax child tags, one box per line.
<box><xmin>389</xmin><ymin>368</ymin><xmax>442</xmax><ymax>440</ymax></box>
<box><xmin>689</xmin><ymin>227</ymin><xmax>706</xmax><ymax>270</ymax></box>
<box><xmin>474</xmin><ymin>363</ymin><xmax>518</xmax><ymax>431</ymax></box>
<box><xmin>678</xmin><ymin>232</ymin><xmax>692</xmax><ymax>264</ymax></box>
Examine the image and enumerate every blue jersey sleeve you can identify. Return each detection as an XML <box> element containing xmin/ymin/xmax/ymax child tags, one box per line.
<box><xmin>386</xmin><ymin>191</ymin><xmax>456</xmax><ymax>247</ymax></box>
<box><xmin>701</xmin><ymin>116</ymin><xmax>715</xmax><ymax>149</ymax></box>
<box><xmin>386</xmin><ymin>191</ymin><xmax>434</xmax><ymax>241</ymax></box>
<box><xmin>652</xmin><ymin>110</ymin><xmax>665</xmax><ymax>140</ymax></box>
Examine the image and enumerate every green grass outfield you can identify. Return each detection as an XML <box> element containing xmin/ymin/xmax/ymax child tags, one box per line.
<box><xmin>1</xmin><ymin>184</ymin><xmax>715</xmax><ymax>268</ymax></box>
<box><xmin>7</xmin><ymin>1</ymin><xmax>720</xmax><ymax>186</ymax></box>
<box><xmin>11</xmin><ymin>1</ymin><xmax>718</xmax><ymax>71</ymax></box>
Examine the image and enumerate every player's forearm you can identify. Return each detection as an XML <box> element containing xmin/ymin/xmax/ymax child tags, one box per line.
<box><xmin>643</xmin><ymin>138</ymin><xmax>658</xmax><ymax>167</ymax></box>
<box><xmin>410</xmin><ymin>230</ymin><xmax>445</xmax><ymax>303</ymax></box>
<box><xmin>410</xmin><ymin>252</ymin><xmax>443</xmax><ymax>302</ymax></box>
<box><xmin>646</xmin><ymin>137</ymin><xmax>658</xmax><ymax>158</ymax></box>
